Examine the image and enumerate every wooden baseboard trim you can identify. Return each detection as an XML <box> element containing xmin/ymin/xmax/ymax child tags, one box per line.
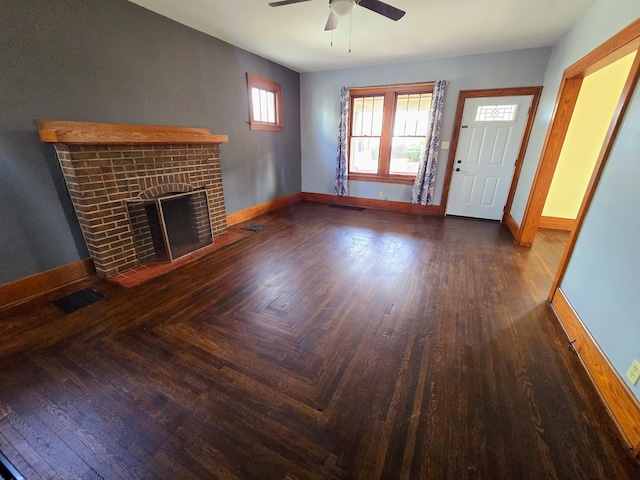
<box><xmin>301</xmin><ymin>192</ymin><xmax>441</xmax><ymax>216</ymax></box>
<box><xmin>539</xmin><ymin>216</ymin><xmax>576</xmax><ymax>231</ymax></box>
<box><xmin>551</xmin><ymin>288</ymin><xmax>640</xmax><ymax>457</ymax></box>
<box><xmin>504</xmin><ymin>212</ymin><xmax>520</xmax><ymax>241</ymax></box>
<box><xmin>226</xmin><ymin>193</ymin><xmax>303</xmax><ymax>227</ymax></box>
<box><xmin>0</xmin><ymin>258</ymin><xmax>96</xmax><ymax>309</ymax></box>
<box><xmin>226</xmin><ymin>191</ymin><xmax>442</xmax><ymax>228</ymax></box>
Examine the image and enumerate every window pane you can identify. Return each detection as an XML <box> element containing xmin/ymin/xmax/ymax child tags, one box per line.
<box><xmin>394</xmin><ymin>93</ymin><xmax>432</xmax><ymax>136</ymax></box>
<box><xmin>260</xmin><ymin>90</ymin><xmax>269</xmax><ymax>122</ymax></box>
<box><xmin>352</xmin><ymin>96</ymin><xmax>384</xmax><ymax>137</ymax></box>
<box><xmin>349</xmin><ymin>137</ymin><xmax>380</xmax><ymax>174</ymax></box>
<box><xmin>266</xmin><ymin>91</ymin><xmax>275</xmax><ymax>123</ymax></box>
<box><xmin>389</xmin><ymin>137</ymin><xmax>424</xmax><ymax>175</ymax></box>
<box><xmin>371</xmin><ymin>97</ymin><xmax>384</xmax><ymax>135</ymax></box>
<box><xmin>352</xmin><ymin>98</ymin><xmax>363</xmax><ymax>136</ymax></box>
<box><xmin>251</xmin><ymin>87</ymin><xmax>261</xmax><ymax>121</ymax></box>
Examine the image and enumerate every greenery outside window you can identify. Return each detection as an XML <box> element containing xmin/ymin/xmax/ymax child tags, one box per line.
<box><xmin>349</xmin><ymin>83</ymin><xmax>434</xmax><ymax>184</ymax></box>
<box><xmin>247</xmin><ymin>73</ymin><xmax>283</xmax><ymax>132</ymax></box>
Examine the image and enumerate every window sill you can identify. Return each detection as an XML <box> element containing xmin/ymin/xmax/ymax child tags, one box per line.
<box><xmin>249</xmin><ymin>122</ymin><xmax>283</xmax><ymax>132</ymax></box>
<box><xmin>348</xmin><ymin>173</ymin><xmax>416</xmax><ymax>185</ymax></box>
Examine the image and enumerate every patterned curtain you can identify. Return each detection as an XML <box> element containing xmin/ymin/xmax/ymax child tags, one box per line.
<box><xmin>412</xmin><ymin>80</ymin><xmax>448</xmax><ymax>205</ymax></box>
<box><xmin>334</xmin><ymin>86</ymin><xmax>349</xmax><ymax>196</ymax></box>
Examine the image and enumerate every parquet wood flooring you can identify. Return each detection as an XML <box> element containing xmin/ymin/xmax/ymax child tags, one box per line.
<box><xmin>1</xmin><ymin>201</ymin><xmax>638</xmax><ymax>479</ymax></box>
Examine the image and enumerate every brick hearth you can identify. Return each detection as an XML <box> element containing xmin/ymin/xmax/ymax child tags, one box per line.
<box><xmin>38</xmin><ymin>121</ymin><xmax>228</xmax><ymax>278</ymax></box>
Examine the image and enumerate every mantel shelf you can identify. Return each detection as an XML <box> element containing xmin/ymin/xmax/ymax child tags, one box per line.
<box><xmin>37</xmin><ymin>120</ymin><xmax>228</xmax><ymax>145</ymax></box>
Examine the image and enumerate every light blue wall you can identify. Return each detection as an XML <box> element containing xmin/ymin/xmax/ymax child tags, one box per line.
<box><xmin>509</xmin><ymin>0</ymin><xmax>640</xmax><ymax>224</ymax></box>
<box><xmin>515</xmin><ymin>0</ymin><xmax>640</xmax><ymax>399</ymax></box>
<box><xmin>300</xmin><ymin>48</ymin><xmax>551</xmax><ymax>203</ymax></box>
<box><xmin>561</xmin><ymin>83</ymin><xmax>640</xmax><ymax>398</ymax></box>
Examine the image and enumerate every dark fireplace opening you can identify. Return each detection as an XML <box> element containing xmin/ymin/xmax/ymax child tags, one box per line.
<box><xmin>127</xmin><ymin>189</ymin><xmax>214</xmax><ymax>265</ymax></box>
<box><xmin>144</xmin><ymin>202</ymin><xmax>168</xmax><ymax>262</ymax></box>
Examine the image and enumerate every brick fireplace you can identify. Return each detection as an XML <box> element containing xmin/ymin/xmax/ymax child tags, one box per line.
<box><xmin>38</xmin><ymin>121</ymin><xmax>228</xmax><ymax>278</ymax></box>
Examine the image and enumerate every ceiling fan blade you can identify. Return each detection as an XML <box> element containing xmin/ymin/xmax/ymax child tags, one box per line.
<box><xmin>324</xmin><ymin>11</ymin><xmax>339</xmax><ymax>31</ymax></box>
<box><xmin>358</xmin><ymin>0</ymin><xmax>405</xmax><ymax>21</ymax></box>
<box><xmin>268</xmin><ymin>0</ymin><xmax>313</xmax><ymax>7</ymax></box>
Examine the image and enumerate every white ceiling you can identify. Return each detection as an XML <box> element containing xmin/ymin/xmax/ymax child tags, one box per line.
<box><xmin>126</xmin><ymin>0</ymin><xmax>596</xmax><ymax>73</ymax></box>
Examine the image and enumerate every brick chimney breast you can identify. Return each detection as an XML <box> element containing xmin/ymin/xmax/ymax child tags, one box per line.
<box><xmin>37</xmin><ymin>121</ymin><xmax>228</xmax><ymax>278</ymax></box>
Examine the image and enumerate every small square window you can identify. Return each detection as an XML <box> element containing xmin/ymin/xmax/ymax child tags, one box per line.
<box><xmin>247</xmin><ymin>73</ymin><xmax>283</xmax><ymax>132</ymax></box>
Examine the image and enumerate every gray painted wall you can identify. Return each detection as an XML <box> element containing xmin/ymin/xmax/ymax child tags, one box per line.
<box><xmin>509</xmin><ymin>0</ymin><xmax>640</xmax><ymax>224</ymax></box>
<box><xmin>300</xmin><ymin>48</ymin><xmax>551</xmax><ymax>203</ymax></box>
<box><xmin>0</xmin><ymin>0</ymin><xmax>301</xmax><ymax>284</ymax></box>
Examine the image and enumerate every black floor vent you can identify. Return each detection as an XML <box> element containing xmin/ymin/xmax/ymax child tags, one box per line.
<box><xmin>329</xmin><ymin>204</ymin><xmax>365</xmax><ymax>211</ymax></box>
<box><xmin>242</xmin><ymin>224</ymin><xmax>265</xmax><ymax>231</ymax></box>
<box><xmin>0</xmin><ymin>450</ymin><xmax>24</xmax><ymax>480</ymax></box>
<box><xmin>53</xmin><ymin>288</ymin><xmax>104</xmax><ymax>313</ymax></box>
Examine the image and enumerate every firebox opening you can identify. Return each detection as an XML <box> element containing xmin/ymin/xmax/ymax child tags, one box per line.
<box><xmin>128</xmin><ymin>189</ymin><xmax>214</xmax><ymax>266</ymax></box>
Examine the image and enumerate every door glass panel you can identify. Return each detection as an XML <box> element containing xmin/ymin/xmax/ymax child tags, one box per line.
<box><xmin>475</xmin><ymin>104</ymin><xmax>518</xmax><ymax>122</ymax></box>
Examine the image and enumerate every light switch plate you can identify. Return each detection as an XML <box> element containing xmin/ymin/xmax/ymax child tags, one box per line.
<box><xmin>626</xmin><ymin>359</ymin><xmax>640</xmax><ymax>385</ymax></box>
<box><xmin>441</xmin><ymin>141</ymin><xmax>450</xmax><ymax>150</ymax></box>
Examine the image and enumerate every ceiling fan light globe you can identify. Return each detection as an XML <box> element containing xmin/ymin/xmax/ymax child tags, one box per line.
<box><xmin>330</xmin><ymin>0</ymin><xmax>355</xmax><ymax>17</ymax></box>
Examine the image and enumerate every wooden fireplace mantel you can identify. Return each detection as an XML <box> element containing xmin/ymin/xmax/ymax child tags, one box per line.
<box><xmin>37</xmin><ymin>120</ymin><xmax>228</xmax><ymax>145</ymax></box>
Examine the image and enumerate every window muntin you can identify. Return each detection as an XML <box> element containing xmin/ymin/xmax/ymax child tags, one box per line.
<box><xmin>348</xmin><ymin>84</ymin><xmax>433</xmax><ymax>183</ymax></box>
<box><xmin>247</xmin><ymin>73</ymin><xmax>283</xmax><ymax>132</ymax></box>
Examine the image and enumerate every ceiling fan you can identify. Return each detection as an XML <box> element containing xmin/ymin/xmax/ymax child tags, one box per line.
<box><xmin>268</xmin><ymin>0</ymin><xmax>406</xmax><ymax>31</ymax></box>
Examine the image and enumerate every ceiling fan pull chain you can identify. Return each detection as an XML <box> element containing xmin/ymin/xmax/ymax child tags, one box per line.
<box><xmin>349</xmin><ymin>9</ymin><xmax>353</xmax><ymax>53</ymax></box>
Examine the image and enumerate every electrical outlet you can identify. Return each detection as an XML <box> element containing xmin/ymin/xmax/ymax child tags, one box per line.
<box><xmin>379</xmin><ymin>191</ymin><xmax>384</xmax><ymax>198</ymax></box>
<box><xmin>626</xmin><ymin>359</ymin><xmax>640</xmax><ymax>386</ymax></box>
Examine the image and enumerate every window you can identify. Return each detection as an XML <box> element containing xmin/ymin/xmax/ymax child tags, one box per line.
<box><xmin>475</xmin><ymin>104</ymin><xmax>518</xmax><ymax>122</ymax></box>
<box><xmin>247</xmin><ymin>73</ymin><xmax>283</xmax><ymax>132</ymax></box>
<box><xmin>349</xmin><ymin>83</ymin><xmax>433</xmax><ymax>184</ymax></box>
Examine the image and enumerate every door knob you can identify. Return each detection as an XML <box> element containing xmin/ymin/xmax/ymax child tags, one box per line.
<box><xmin>457</xmin><ymin>160</ymin><xmax>462</xmax><ymax>164</ymax></box>
<box><xmin>455</xmin><ymin>168</ymin><xmax>460</xmax><ymax>172</ymax></box>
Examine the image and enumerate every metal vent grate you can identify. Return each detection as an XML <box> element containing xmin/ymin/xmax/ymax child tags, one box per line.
<box><xmin>242</xmin><ymin>224</ymin><xmax>266</xmax><ymax>231</ymax></box>
<box><xmin>329</xmin><ymin>204</ymin><xmax>365</xmax><ymax>211</ymax></box>
<box><xmin>53</xmin><ymin>288</ymin><xmax>104</xmax><ymax>313</ymax></box>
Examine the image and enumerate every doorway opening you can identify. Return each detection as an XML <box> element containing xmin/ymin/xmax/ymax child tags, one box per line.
<box><xmin>514</xmin><ymin>22</ymin><xmax>640</xmax><ymax>300</ymax></box>
<box><xmin>531</xmin><ymin>52</ymin><xmax>636</xmax><ymax>278</ymax></box>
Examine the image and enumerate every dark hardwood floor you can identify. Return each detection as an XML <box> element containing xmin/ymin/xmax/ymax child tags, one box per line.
<box><xmin>1</xmin><ymin>201</ymin><xmax>638</xmax><ymax>479</ymax></box>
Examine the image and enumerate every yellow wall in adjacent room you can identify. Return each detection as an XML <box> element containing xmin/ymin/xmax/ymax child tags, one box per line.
<box><xmin>542</xmin><ymin>52</ymin><xmax>635</xmax><ymax>219</ymax></box>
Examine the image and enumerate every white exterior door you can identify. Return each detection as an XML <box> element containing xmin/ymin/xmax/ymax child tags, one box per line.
<box><xmin>446</xmin><ymin>95</ymin><xmax>533</xmax><ymax>220</ymax></box>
